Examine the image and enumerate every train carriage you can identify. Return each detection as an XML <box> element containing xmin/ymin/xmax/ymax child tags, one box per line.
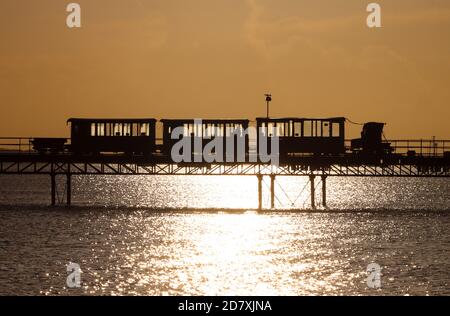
<box><xmin>67</xmin><ymin>118</ymin><xmax>156</xmax><ymax>156</ymax></box>
<box><xmin>161</xmin><ymin>119</ymin><xmax>250</xmax><ymax>163</ymax></box>
<box><xmin>256</xmin><ymin>117</ymin><xmax>346</xmax><ymax>158</ymax></box>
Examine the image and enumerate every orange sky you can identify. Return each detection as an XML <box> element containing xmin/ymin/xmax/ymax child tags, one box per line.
<box><xmin>0</xmin><ymin>0</ymin><xmax>449</xmax><ymax>139</ymax></box>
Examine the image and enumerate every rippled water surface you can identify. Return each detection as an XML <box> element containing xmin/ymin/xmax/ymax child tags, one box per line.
<box><xmin>0</xmin><ymin>175</ymin><xmax>449</xmax><ymax>295</ymax></box>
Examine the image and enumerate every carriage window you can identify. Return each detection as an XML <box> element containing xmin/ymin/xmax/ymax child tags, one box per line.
<box><xmin>314</xmin><ymin>121</ymin><xmax>322</xmax><ymax>137</ymax></box>
<box><xmin>91</xmin><ymin>123</ymin><xmax>96</xmax><ymax>136</ymax></box>
<box><xmin>303</xmin><ymin>121</ymin><xmax>312</xmax><ymax>137</ymax></box>
<box><xmin>332</xmin><ymin>122</ymin><xmax>340</xmax><ymax>137</ymax></box>
<box><xmin>276</xmin><ymin>123</ymin><xmax>282</xmax><ymax>137</ymax></box>
<box><xmin>259</xmin><ymin>122</ymin><xmax>266</xmax><ymax>137</ymax></box>
<box><xmin>322</xmin><ymin>122</ymin><xmax>330</xmax><ymax>137</ymax></box>
<box><xmin>140</xmin><ymin>123</ymin><xmax>149</xmax><ymax>136</ymax></box>
<box><xmin>97</xmin><ymin>123</ymin><xmax>105</xmax><ymax>136</ymax></box>
<box><xmin>132</xmin><ymin>124</ymin><xmax>139</xmax><ymax>136</ymax></box>
<box><xmin>114</xmin><ymin>123</ymin><xmax>122</xmax><ymax>136</ymax></box>
<box><xmin>235</xmin><ymin>124</ymin><xmax>243</xmax><ymax>137</ymax></box>
<box><xmin>294</xmin><ymin>122</ymin><xmax>301</xmax><ymax>137</ymax></box>
<box><xmin>268</xmin><ymin>123</ymin><xmax>274</xmax><ymax>136</ymax></box>
<box><xmin>123</xmin><ymin>123</ymin><xmax>131</xmax><ymax>136</ymax></box>
<box><xmin>196</xmin><ymin>123</ymin><xmax>203</xmax><ymax>137</ymax></box>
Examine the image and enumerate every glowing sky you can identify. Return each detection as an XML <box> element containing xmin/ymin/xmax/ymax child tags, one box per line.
<box><xmin>0</xmin><ymin>0</ymin><xmax>449</xmax><ymax>138</ymax></box>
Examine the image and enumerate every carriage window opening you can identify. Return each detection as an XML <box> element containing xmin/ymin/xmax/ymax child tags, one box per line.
<box><xmin>193</xmin><ymin>123</ymin><xmax>198</xmax><ymax>137</ymax></box>
<box><xmin>313</xmin><ymin>121</ymin><xmax>320</xmax><ymax>137</ymax></box>
<box><xmin>236</xmin><ymin>124</ymin><xmax>242</xmax><ymax>137</ymax></box>
<box><xmin>268</xmin><ymin>123</ymin><xmax>274</xmax><ymax>137</ymax></box>
<box><xmin>278</xmin><ymin>123</ymin><xmax>284</xmax><ymax>137</ymax></box>
<box><xmin>303</xmin><ymin>121</ymin><xmax>312</xmax><ymax>137</ymax></box>
<box><xmin>209</xmin><ymin>124</ymin><xmax>214</xmax><ymax>138</ymax></box>
<box><xmin>227</xmin><ymin>124</ymin><xmax>232</xmax><ymax>137</ymax></box>
<box><xmin>332</xmin><ymin>122</ymin><xmax>340</xmax><ymax>137</ymax></box>
<box><xmin>91</xmin><ymin>123</ymin><xmax>96</xmax><ymax>136</ymax></box>
<box><xmin>198</xmin><ymin>123</ymin><xmax>203</xmax><ymax>137</ymax></box>
<box><xmin>124</xmin><ymin>123</ymin><xmax>131</xmax><ymax>136</ymax></box>
<box><xmin>97</xmin><ymin>123</ymin><xmax>105</xmax><ymax>136</ymax></box>
<box><xmin>193</xmin><ymin>123</ymin><xmax>199</xmax><ymax>137</ymax></box>
<box><xmin>114</xmin><ymin>123</ymin><xmax>122</xmax><ymax>136</ymax></box>
<box><xmin>294</xmin><ymin>122</ymin><xmax>301</xmax><ymax>137</ymax></box>
<box><xmin>260</xmin><ymin>122</ymin><xmax>266</xmax><ymax>137</ymax></box>
<box><xmin>140</xmin><ymin>123</ymin><xmax>149</xmax><ymax>136</ymax></box>
<box><xmin>132</xmin><ymin>124</ymin><xmax>138</xmax><ymax>136</ymax></box>
<box><xmin>322</xmin><ymin>122</ymin><xmax>330</xmax><ymax>137</ymax></box>
<box><xmin>193</xmin><ymin>123</ymin><xmax>197</xmax><ymax>136</ymax></box>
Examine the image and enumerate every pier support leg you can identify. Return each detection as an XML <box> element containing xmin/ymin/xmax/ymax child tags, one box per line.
<box><xmin>51</xmin><ymin>173</ymin><xmax>56</xmax><ymax>206</ymax></box>
<box><xmin>257</xmin><ymin>174</ymin><xmax>263</xmax><ymax>211</ymax></box>
<box><xmin>309</xmin><ymin>175</ymin><xmax>316</xmax><ymax>210</ymax></box>
<box><xmin>321</xmin><ymin>175</ymin><xmax>327</xmax><ymax>208</ymax></box>
<box><xmin>66</xmin><ymin>173</ymin><xmax>71</xmax><ymax>206</ymax></box>
<box><xmin>270</xmin><ymin>175</ymin><xmax>275</xmax><ymax>209</ymax></box>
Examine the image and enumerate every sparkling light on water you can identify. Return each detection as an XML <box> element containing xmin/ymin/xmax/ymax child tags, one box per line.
<box><xmin>0</xmin><ymin>175</ymin><xmax>449</xmax><ymax>295</ymax></box>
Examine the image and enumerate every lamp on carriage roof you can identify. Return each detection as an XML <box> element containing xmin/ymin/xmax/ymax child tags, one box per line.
<box><xmin>265</xmin><ymin>93</ymin><xmax>272</xmax><ymax>119</ymax></box>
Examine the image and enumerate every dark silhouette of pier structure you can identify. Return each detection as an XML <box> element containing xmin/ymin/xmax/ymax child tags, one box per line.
<box><xmin>0</xmin><ymin>115</ymin><xmax>450</xmax><ymax>210</ymax></box>
<box><xmin>0</xmin><ymin>136</ymin><xmax>449</xmax><ymax>210</ymax></box>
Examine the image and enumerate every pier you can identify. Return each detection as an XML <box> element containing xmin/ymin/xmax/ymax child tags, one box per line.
<box><xmin>0</xmin><ymin>136</ymin><xmax>449</xmax><ymax>209</ymax></box>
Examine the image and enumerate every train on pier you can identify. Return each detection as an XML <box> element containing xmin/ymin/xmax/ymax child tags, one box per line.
<box><xmin>30</xmin><ymin>117</ymin><xmax>397</xmax><ymax>162</ymax></box>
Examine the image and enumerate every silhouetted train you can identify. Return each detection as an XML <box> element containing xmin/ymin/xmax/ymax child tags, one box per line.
<box><xmin>31</xmin><ymin>117</ymin><xmax>394</xmax><ymax>162</ymax></box>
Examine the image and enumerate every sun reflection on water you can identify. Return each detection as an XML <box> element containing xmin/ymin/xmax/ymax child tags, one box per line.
<box><xmin>0</xmin><ymin>175</ymin><xmax>449</xmax><ymax>295</ymax></box>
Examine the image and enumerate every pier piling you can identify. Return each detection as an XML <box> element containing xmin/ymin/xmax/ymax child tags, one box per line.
<box><xmin>66</xmin><ymin>173</ymin><xmax>71</xmax><ymax>206</ymax></box>
<box><xmin>51</xmin><ymin>173</ymin><xmax>56</xmax><ymax>206</ymax></box>
<box><xmin>270</xmin><ymin>175</ymin><xmax>275</xmax><ymax>209</ymax></box>
<box><xmin>309</xmin><ymin>175</ymin><xmax>316</xmax><ymax>209</ymax></box>
<box><xmin>321</xmin><ymin>175</ymin><xmax>327</xmax><ymax>208</ymax></box>
<box><xmin>257</xmin><ymin>174</ymin><xmax>263</xmax><ymax>211</ymax></box>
